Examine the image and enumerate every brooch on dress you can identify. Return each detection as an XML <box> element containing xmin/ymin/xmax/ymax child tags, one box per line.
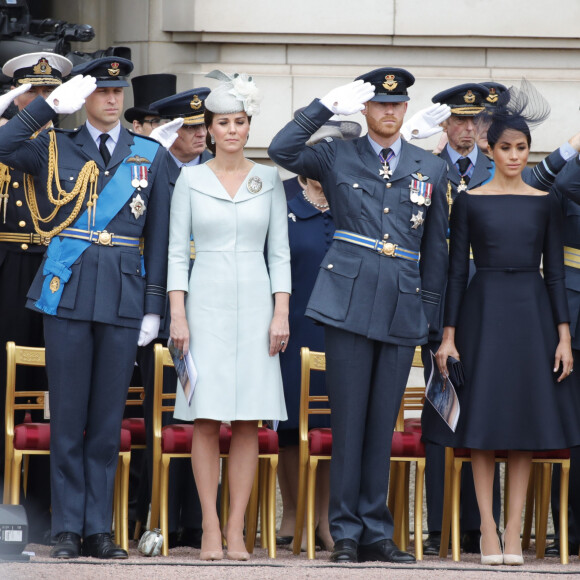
<box><xmin>288</xmin><ymin>212</ymin><xmax>296</xmax><ymax>222</ymax></box>
<box><xmin>247</xmin><ymin>176</ymin><xmax>262</xmax><ymax>194</ymax></box>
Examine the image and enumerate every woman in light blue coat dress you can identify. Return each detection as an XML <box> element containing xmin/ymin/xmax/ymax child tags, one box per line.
<box><xmin>168</xmin><ymin>71</ymin><xmax>290</xmax><ymax>561</ymax></box>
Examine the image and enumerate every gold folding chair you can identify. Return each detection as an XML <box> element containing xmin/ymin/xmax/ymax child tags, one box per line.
<box><xmin>150</xmin><ymin>343</ymin><xmax>279</xmax><ymax>557</ymax></box>
<box><xmin>3</xmin><ymin>342</ymin><xmax>131</xmax><ymax>550</ymax></box>
<box><xmin>388</xmin><ymin>347</ymin><xmax>427</xmax><ymax>559</ymax></box>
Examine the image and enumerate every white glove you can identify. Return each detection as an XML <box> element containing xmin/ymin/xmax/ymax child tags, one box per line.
<box><xmin>400</xmin><ymin>103</ymin><xmax>451</xmax><ymax>141</ymax></box>
<box><xmin>149</xmin><ymin>117</ymin><xmax>184</xmax><ymax>150</ymax></box>
<box><xmin>0</xmin><ymin>83</ymin><xmax>31</xmax><ymax>117</ymax></box>
<box><xmin>46</xmin><ymin>75</ymin><xmax>96</xmax><ymax>115</ymax></box>
<box><xmin>138</xmin><ymin>314</ymin><xmax>161</xmax><ymax>347</ymax></box>
<box><xmin>319</xmin><ymin>80</ymin><xmax>375</xmax><ymax>116</ymax></box>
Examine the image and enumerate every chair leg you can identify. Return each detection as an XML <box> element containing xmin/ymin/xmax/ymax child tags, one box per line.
<box><xmin>394</xmin><ymin>462</ymin><xmax>409</xmax><ymax>551</ymax></box>
<box><xmin>522</xmin><ymin>466</ymin><xmax>535</xmax><ymax>550</ymax></box>
<box><xmin>451</xmin><ymin>458</ymin><xmax>463</xmax><ymax>562</ymax></box>
<box><xmin>150</xmin><ymin>455</ymin><xmax>161</xmax><ymax>530</ymax></box>
<box><xmin>114</xmin><ymin>457</ymin><xmax>121</xmax><ymax>546</ymax></box>
<box><xmin>414</xmin><ymin>458</ymin><xmax>425</xmax><ymax>560</ymax></box>
<box><xmin>10</xmin><ymin>452</ymin><xmax>23</xmax><ymax>505</ymax></box>
<box><xmin>220</xmin><ymin>457</ymin><xmax>229</xmax><ymax>541</ymax></box>
<box><xmin>259</xmin><ymin>457</ymin><xmax>268</xmax><ymax>549</ymax></box>
<box><xmin>306</xmin><ymin>457</ymin><xmax>319</xmax><ymax>560</ymax></box>
<box><xmin>387</xmin><ymin>461</ymin><xmax>399</xmax><ymax>516</ymax></box>
<box><xmin>439</xmin><ymin>448</ymin><xmax>454</xmax><ymax>559</ymax></box>
<box><xmin>503</xmin><ymin>463</ymin><xmax>510</xmax><ymax>528</ymax></box>
<box><xmin>3</xmin><ymin>442</ymin><xmax>13</xmax><ymax>504</ymax></box>
<box><xmin>293</xmin><ymin>449</ymin><xmax>309</xmax><ymax>555</ymax></box>
<box><xmin>560</xmin><ymin>461</ymin><xmax>570</xmax><ymax>565</ymax></box>
<box><xmin>244</xmin><ymin>465</ymin><xmax>260</xmax><ymax>554</ymax></box>
<box><xmin>22</xmin><ymin>455</ymin><xmax>29</xmax><ymax>498</ymax></box>
<box><xmin>267</xmin><ymin>455</ymin><xmax>278</xmax><ymax>559</ymax></box>
<box><xmin>160</xmin><ymin>455</ymin><xmax>171</xmax><ymax>556</ymax></box>
<box><xmin>120</xmin><ymin>453</ymin><xmax>130</xmax><ymax>552</ymax></box>
<box><xmin>535</xmin><ymin>463</ymin><xmax>551</xmax><ymax>559</ymax></box>
<box><xmin>534</xmin><ymin>464</ymin><xmax>541</xmax><ymax>552</ymax></box>
<box><xmin>134</xmin><ymin>519</ymin><xmax>142</xmax><ymax>541</ymax></box>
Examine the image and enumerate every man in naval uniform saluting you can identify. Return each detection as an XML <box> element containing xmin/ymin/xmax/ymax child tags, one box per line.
<box><xmin>0</xmin><ymin>56</ymin><xmax>170</xmax><ymax>559</ymax></box>
<box><xmin>0</xmin><ymin>50</ymin><xmax>73</xmax><ymax>541</ymax></box>
<box><xmin>269</xmin><ymin>67</ymin><xmax>449</xmax><ymax>563</ymax></box>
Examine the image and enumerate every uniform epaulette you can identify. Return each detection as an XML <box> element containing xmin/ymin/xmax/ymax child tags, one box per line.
<box><xmin>51</xmin><ymin>126</ymin><xmax>81</xmax><ymax>133</ymax></box>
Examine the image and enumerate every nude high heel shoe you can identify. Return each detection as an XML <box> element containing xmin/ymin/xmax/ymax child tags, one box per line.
<box><xmin>480</xmin><ymin>534</ymin><xmax>503</xmax><ymax>566</ymax></box>
<box><xmin>502</xmin><ymin>530</ymin><xmax>524</xmax><ymax>566</ymax></box>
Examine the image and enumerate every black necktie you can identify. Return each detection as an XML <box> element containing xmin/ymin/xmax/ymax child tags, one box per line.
<box><xmin>99</xmin><ymin>133</ymin><xmax>111</xmax><ymax>166</ymax></box>
<box><xmin>456</xmin><ymin>157</ymin><xmax>471</xmax><ymax>184</ymax></box>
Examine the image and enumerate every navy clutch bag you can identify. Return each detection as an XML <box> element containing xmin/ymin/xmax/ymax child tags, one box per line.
<box><xmin>447</xmin><ymin>356</ymin><xmax>465</xmax><ymax>388</ymax></box>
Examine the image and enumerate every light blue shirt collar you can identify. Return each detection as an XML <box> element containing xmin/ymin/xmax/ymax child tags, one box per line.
<box><xmin>367</xmin><ymin>135</ymin><xmax>402</xmax><ymax>172</ymax></box>
<box><xmin>85</xmin><ymin>120</ymin><xmax>121</xmax><ymax>155</ymax></box>
<box><xmin>446</xmin><ymin>143</ymin><xmax>478</xmax><ymax>171</ymax></box>
<box><xmin>169</xmin><ymin>151</ymin><xmax>201</xmax><ymax>168</ymax></box>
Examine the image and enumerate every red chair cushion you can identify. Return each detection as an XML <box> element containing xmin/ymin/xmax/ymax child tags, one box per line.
<box><xmin>309</xmin><ymin>428</ymin><xmax>332</xmax><ymax>456</ymax></box>
<box><xmin>14</xmin><ymin>423</ymin><xmax>50</xmax><ymax>450</ymax></box>
<box><xmin>533</xmin><ymin>449</ymin><xmax>570</xmax><ymax>460</ymax></box>
<box><xmin>119</xmin><ymin>428</ymin><xmax>132</xmax><ymax>452</ymax></box>
<box><xmin>121</xmin><ymin>417</ymin><xmax>146</xmax><ymax>446</ymax></box>
<box><xmin>14</xmin><ymin>423</ymin><xmax>131</xmax><ymax>452</ymax></box>
<box><xmin>218</xmin><ymin>424</ymin><xmax>279</xmax><ymax>455</ymax></box>
<box><xmin>391</xmin><ymin>430</ymin><xmax>425</xmax><ymax>457</ymax></box>
<box><xmin>404</xmin><ymin>418</ymin><xmax>422</xmax><ymax>433</ymax></box>
<box><xmin>161</xmin><ymin>423</ymin><xmax>279</xmax><ymax>455</ymax></box>
<box><xmin>162</xmin><ymin>424</ymin><xmax>193</xmax><ymax>454</ymax></box>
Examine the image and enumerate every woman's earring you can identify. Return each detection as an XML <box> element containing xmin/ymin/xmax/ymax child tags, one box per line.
<box><xmin>210</xmin><ymin>134</ymin><xmax>215</xmax><ymax>145</ymax></box>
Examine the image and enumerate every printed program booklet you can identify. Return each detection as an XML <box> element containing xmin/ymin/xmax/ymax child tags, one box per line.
<box><xmin>426</xmin><ymin>350</ymin><xmax>460</xmax><ymax>432</ymax></box>
<box><xmin>167</xmin><ymin>338</ymin><xmax>198</xmax><ymax>406</ymax></box>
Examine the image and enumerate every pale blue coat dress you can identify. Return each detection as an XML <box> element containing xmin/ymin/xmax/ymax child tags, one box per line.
<box><xmin>167</xmin><ymin>162</ymin><xmax>290</xmax><ymax>422</ymax></box>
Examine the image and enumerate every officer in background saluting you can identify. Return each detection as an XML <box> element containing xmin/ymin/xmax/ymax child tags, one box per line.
<box><xmin>269</xmin><ymin>67</ymin><xmax>449</xmax><ymax>564</ymax></box>
<box><xmin>134</xmin><ymin>87</ymin><xmax>214</xmax><ymax>548</ymax></box>
<box><xmin>0</xmin><ymin>57</ymin><xmax>170</xmax><ymax>559</ymax></box>
<box><xmin>0</xmin><ymin>51</ymin><xmax>73</xmax><ymax>542</ymax></box>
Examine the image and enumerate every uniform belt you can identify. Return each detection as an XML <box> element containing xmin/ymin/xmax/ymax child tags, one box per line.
<box><xmin>0</xmin><ymin>232</ymin><xmax>51</xmax><ymax>245</ymax></box>
<box><xmin>333</xmin><ymin>230</ymin><xmax>420</xmax><ymax>262</ymax></box>
<box><xmin>564</xmin><ymin>246</ymin><xmax>580</xmax><ymax>269</ymax></box>
<box><xmin>59</xmin><ymin>227</ymin><xmax>141</xmax><ymax>247</ymax></box>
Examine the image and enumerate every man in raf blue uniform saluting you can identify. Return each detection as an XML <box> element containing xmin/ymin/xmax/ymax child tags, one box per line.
<box><xmin>269</xmin><ymin>67</ymin><xmax>449</xmax><ymax>563</ymax></box>
<box><xmin>0</xmin><ymin>57</ymin><xmax>170</xmax><ymax>559</ymax></box>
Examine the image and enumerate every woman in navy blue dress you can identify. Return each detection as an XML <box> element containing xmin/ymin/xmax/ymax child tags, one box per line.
<box><xmin>426</xmin><ymin>83</ymin><xmax>580</xmax><ymax>566</ymax></box>
<box><xmin>276</xmin><ymin>117</ymin><xmax>361</xmax><ymax>551</ymax></box>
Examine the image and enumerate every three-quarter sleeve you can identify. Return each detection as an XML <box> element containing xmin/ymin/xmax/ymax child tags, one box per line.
<box><xmin>266</xmin><ymin>168</ymin><xmax>291</xmax><ymax>294</ymax></box>
<box><xmin>444</xmin><ymin>192</ymin><xmax>471</xmax><ymax>327</ymax></box>
<box><xmin>167</xmin><ymin>170</ymin><xmax>193</xmax><ymax>293</ymax></box>
<box><xmin>543</xmin><ymin>193</ymin><xmax>570</xmax><ymax>324</ymax></box>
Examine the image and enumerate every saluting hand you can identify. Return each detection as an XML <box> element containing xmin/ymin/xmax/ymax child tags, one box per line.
<box><xmin>400</xmin><ymin>103</ymin><xmax>451</xmax><ymax>141</ymax></box>
<box><xmin>46</xmin><ymin>75</ymin><xmax>96</xmax><ymax>115</ymax></box>
<box><xmin>150</xmin><ymin>117</ymin><xmax>184</xmax><ymax>150</ymax></box>
<box><xmin>320</xmin><ymin>80</ymin><xmax>375</xmax><ymax>116</ymax></box>
<box><xmin>0</xmin><ymin>83</ymin><xmax>31</xmax><ymax>116</ymax></box>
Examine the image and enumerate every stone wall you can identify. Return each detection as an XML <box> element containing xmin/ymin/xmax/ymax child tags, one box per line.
<box><xmin>52</xmin><ymin>0</ymin><xmax>580</xmax><ymax>162</ymax></box>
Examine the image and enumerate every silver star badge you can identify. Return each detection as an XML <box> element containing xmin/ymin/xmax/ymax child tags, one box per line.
<box><xmin>379</xmin><ymin>163</ymin><xmax>393</xmax><ymax>180</ymax></box>
<box><xmin>457</xmin><ymin>179</ymin><xmax>468</xmax><ymax>193</ymax></box>
<box><xmin>130</xmin><ymin>193</ymin><xmax>146</xmax><ymax>220</ymax></box>
<box><xmin>410</xmin><ymin>210</ymin><xmax>424</xmax><ymax>229</ymax></box>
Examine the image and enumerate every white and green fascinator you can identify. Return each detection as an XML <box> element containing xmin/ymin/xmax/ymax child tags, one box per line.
<box><xmin>204</xmin><ymin>70</ymin><xmax>262</xmax><ymax>116</ymax></box>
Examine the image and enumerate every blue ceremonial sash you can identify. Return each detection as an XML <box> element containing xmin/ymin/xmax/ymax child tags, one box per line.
<box><xmin>35</xmin><ymin>136</ymin><xmax>159</xmax><ymax>315</ymax></box>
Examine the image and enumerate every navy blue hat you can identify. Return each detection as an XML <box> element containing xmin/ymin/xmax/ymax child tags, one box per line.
<box><xmin>355</xmin><ymin>67</ymin><xmax>415</xmax><ymax>102</ymax></box>
<box><xmin>124</xmin><ymin>74</ymin><xmax>177</xmax><ymax>123</ymax></box>
<box><xmin>71</xmin><ymin>56</ymin><xmax>133</xmax><ymax>87</ymax></box>
<box><xmin>432</xmin><ymin>83</ymin><xmax>489</xmax><ymax>116</ymax></box>
<box><xmin>480</xmin><ymin>82</ymin><xmax>508</xmax><ymax>107</ymax></box>
<box><xmin>151</xmin><ymin>87</ymin><xmax>211</xmax><ymax>126</ymax></box>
